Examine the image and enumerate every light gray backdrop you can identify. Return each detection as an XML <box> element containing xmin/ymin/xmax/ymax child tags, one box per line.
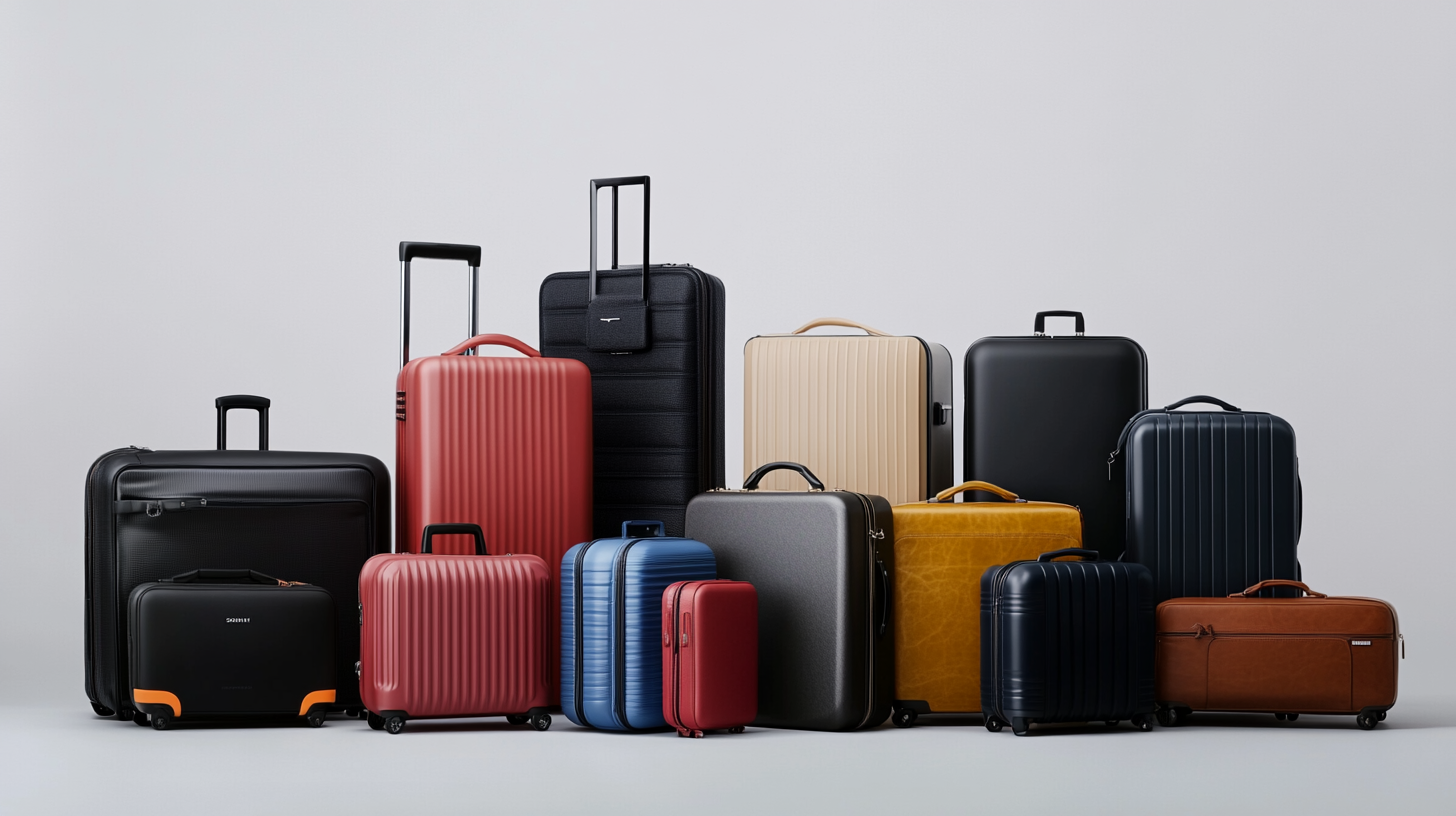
<box><xmin>1</xmin><ymin>1</ymin><xmax>1453</xmax><ymax>800</ymax></box>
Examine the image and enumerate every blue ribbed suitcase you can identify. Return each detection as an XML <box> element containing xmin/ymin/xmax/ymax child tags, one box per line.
<box><xmin>980</xmin><ymin>549</ymin><xmax>1156</xmax><ymax>736</ymax></box>
<box><xmin>561</xmin><ymin>521</ymin><xmax>716</xmax><ymax>731</ymax></box>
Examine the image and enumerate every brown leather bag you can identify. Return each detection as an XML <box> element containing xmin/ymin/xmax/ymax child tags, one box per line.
<box><xmin>1156</xmin><ymin>580</ymin><xmax>1401</xmax><ymax>730</ymax></box>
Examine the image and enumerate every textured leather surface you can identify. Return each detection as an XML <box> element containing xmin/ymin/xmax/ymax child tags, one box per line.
<box><xmin>85</xmin><ymin>448</ymin><xmax>389</xmax><ymax>715</ymax></box>
<box><xmin>1156</xmin><ymin>594</ymin><xmax>1398</xmax><ymax>713</ymax></box>
<box><xmin>1123</xmin><ymin>410</ymin><xmax>1300</xmax><ymax>602</ymax></box>
<box><xmin>964</xmin><ymin>333</ymin><xmax>1146</xmax><ymax>558</ymax></box>
<box><xmin>359</xmin><ymin>552</ymin><xmax>551</xmax><ymax>718</ymax></box>
<box><xmin>685</xmin><ymin>490</ymin><xmax>894</xmax><ymax>731</ymax></box>
<box><xmin>540</xmin><ymin>266</ymin><xmax>726</xmax><ymax>538</ymax></box>
<box><xmin>129</xmin><ymin>583</ymin><xmax>335</xmax><ymax>717</ymax></box>
<box><xmin>663</xmin><ymin>580</ymin><xmax>758</xmax><ymax>733</ymax></box>
<box><xmin>892</xmin><ymin>496</ymin><xmax>1082</xmax><ymax>713</ymax></box>
<box><xmin>981</xmin><ymin>560</ymin><xmax>1156</xmax><ymax>724</ymax></box>
<box><xmin>396</xmin><ymin>345</ymin><xmax>593</xmax><ymax>704</ymax></box>
<box><xmin>744</xmin><ymin>332</ymin><xmax>953</xmax><ymax>505</ymax></box>
<box><xmin>561</xmin><ymin>535</ymin><xmax>716</xmax><ymax>730</ymax></box>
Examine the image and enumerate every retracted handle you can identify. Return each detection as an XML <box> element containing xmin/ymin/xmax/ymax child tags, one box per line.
<box><xmin>743</xmin><ymin>461</ymin><xmax>826</xmax><ymax>492</ymax></box>
<box><xmin>1108</xmin><ymin>395</ymin><xmax>1244</xmax><ymax>479</ymax></box>
<box><xmin>163</xmin><ymin>568</ymin><xmax>285</xmax><ymax>585</ymax></box>
<box><xmin>1037</xmin><ymin>548</ymin><xmax>1097</xmax><ymax>562</ymax></box>
<box><xmin>1232</xmin><ymin>580</ymin><xmax>1326</xmax><ymax>598</ymax></box>
<box><xmin>1033</xmin><ymin>311</ymin><xmax>1085</xmax><ymax>336</ymax></box>
<box><xmin>420</xmin><ymin>523</ymin><xmax>488</xmax><ymax>556</ymax></box>
<box><xmin>216</xmin><ymin>395</ymin><xmax>269</xmax><ymax>451</ymax></box>
<box><xmin>589</xmin><ymin>176</ymin><xmax>650</xmax><ymax>302</ymax></box>
<box><xmin>399</xmin><ymin>241</ymin><xmax>483</xmax><ymax>370</ymax></box>
<box><xmin>621</xmin><ymin>520</ymin><xmax>667</xmax><ymax>538</ymax></box>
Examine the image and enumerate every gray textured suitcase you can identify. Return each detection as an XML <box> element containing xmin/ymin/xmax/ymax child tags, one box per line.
<box><xmin>684</xmin><ymin>462</ymin><xmax>893</xmax><ymax>731</ymax></box>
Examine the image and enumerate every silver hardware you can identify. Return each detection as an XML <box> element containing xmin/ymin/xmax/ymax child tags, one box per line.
<box><xmin>1352</xmin><ymin>640</ymin><xmax>1371</xmax><ymax>646</ymax></box>
<box><xmin>600</xmin><ymin>317</ymin><xmax>621</xmax><ymax>323</ymax></box>
<box><xmin>145</xmin><ymin>502</ymin><xmax>161</xmax><ymax>518</ymax></box>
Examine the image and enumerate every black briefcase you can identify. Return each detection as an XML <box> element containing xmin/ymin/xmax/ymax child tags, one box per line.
<box><xmin>128</xmin><ymin>570</ymin><xmax>336</xmax><ymax>729</ymax></box>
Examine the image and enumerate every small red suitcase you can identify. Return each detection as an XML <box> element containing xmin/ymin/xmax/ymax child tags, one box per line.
<box><xmin>395</xmin><ymin>242</ymin><xmax>593</xmax><ymax>704</ymax></box>
<box><xmin>662</xmin><ymin>579</ymin><xmax>758</xmax><ymax>737</ymax></box>
<box><xmin>360</xmin><ymin>524</ymin><xmax>553</xmax><ymax>734</ymax></box>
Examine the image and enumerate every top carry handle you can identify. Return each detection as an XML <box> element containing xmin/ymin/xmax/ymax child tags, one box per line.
<box><xmin>1106</xmin><ymin>395</ymin><xmax>1243</xmax><ymax>478</ymax></box>
<box><xmin>420</xmin><ymin>523</ymin><xmax>489</xmax><ymax>556</ymax></box>
<box><xmin>399</xmin><ymin>241</ymin><xmax>483</xmax><ymax>370</ymax></box>
<box><xmin>743</xmin><ymin>461</ymin><xmax>826</xmax><ymax>492</ymax></box>
<box><xmin>1033</xmin><ymin>311</ymin><xmax>1085</xmax><ymax>336</ymax></box>
<box><xmin>162</xmin><ymin>568</ymin><xmax>299</xmax><ymax>585</ymax></box>
<box><xmin>216</xmin><ymin>395</ymin><xmax>269</xmax><ymax>451</ymax></box>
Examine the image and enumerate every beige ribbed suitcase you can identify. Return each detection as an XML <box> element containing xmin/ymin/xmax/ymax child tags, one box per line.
<box><xmin>744</xmin><ymin>318</ymin><xmax>953</xmax><ymax>505</ymax></box>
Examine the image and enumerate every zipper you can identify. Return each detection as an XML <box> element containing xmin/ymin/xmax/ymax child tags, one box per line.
<box><xmin>987</xmin><ymin>558</ymin><xmax>1037</xmax><ymax>723</ymax></box>
<box><xmin>572</xmin><ymin>540</ymin><xmax>596</xmax><ymax>728</ymax></box>
<box><xmin>1160</xmin><ymin>631</ymin><xmax>1396</xmax><ymax>640</ymax></box>
<box><xmin>115</xmin><ymin>497</ymin><xmax>363</xmax><ymax>516</ymax></box>
<box><xmin>839</xmin><ymin>491</ymin><xmax>885</xmax><ymax>730</ymax></box>
<box><xmin>669</xmin><ymin>581</ymin><xmax>690</xmax><ymax>731</ymax></box>
<box><xmin>613</xmin><ymin>539</ymin><xmax>644</xmax><ymax>730</ymax></box>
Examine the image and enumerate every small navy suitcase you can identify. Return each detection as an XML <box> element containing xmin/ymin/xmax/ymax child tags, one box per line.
<box><xmin>981</xmin><ymin>549</ymin><xmax>1156</xmax><ymax>736</ymax></box>
<box><xmin>562</xmin><ymin>521</ymin><xmax>716</xmax><ymax>731</ymax></box>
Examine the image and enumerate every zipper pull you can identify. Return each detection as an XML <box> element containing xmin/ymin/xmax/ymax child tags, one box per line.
<box><xmin>1399</xmin><ymin>633</ymin><xmax>1405</xmax><ymax>659</ymax></box>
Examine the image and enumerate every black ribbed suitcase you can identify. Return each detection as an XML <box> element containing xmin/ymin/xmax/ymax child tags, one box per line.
<box><xmin>128</xmin><ymin>570</ymin><xmax>336</xmax><ymax>730</ymax></box>
<box><xmin>964</xmin><ymin>311</ymin><xmax>1146</xmax><ymax>558</ymax></box>
<box><xmin>539</xmin><ymin>176</ymin><xmax>725</xmax><ymax>538</ymax></box>
<box><xmin>85</xmin><ymin>396</ymin><xmax>390</xmax><ymax>723</ymax></box>
<box><xmin>980</xmin><ymin>550</ymin><xmax>1156</xmax><ymax>736</ymax></box>
<box><xmin>1108</xmin><ymin>396</ymin><xmax>1301</xmax><ymax>603</ymax></box>
<box><xmin>684</xmin><ymin>463</ymin><xmax>894</xmax><ymax>731</ymax></box>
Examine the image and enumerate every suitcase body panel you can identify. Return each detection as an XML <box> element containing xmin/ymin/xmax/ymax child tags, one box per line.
<box><xmin>662</xmin><ymin>580</ymin><xmax>758</xmax><ymax>735</ymax></box>
<box><xmin>744</xmin><ymin>333</ymin><xmax>953</xmax><ymax>506</ymax></box>
<box><xmin>85</xmin><ymin>448</ymin><xmax>389</xmax><ymax>716</ymax></box>
<box><xmin>964</xmin><ymin>333</ymin><xmax>1146</xmax><ymax>558</ymax></box>
<box><xmin>981</xmin><ymin>559</ymin><xmax>1156</xmax><ymax>728</ymax></box>
<box><xmin>540</xmin><ymin>266</ymin><xmax>726</xmax><ymax>538</ymax></box>
<box><xmin>128</xmin><ymin>582</ymin><xmax>335</xmax><ymax>719</ymax></box>
<box><xmin>1156</xmin><ymin>594</ymin><xmax>1398</xmax><ymax>715</ymax></box>
<box><xmin>891</xmin><ymin>498</ymin><xmax>1082</xmax><ymax>715</ymax></box>
<box><xmin>561</xmin><ymin>533</ymin><xmax>717</xmax><ymax>730</ymax></box>
<box><xmin>1123</xmin><ymin>410</ymin><xmax>1301</xmax><ymax>602</ymax></box>
<box><xmin>685</xmin><ymin>490</ymin><xmax>894</xmax><ymax>731</ymax></box>
<box><xmin>358</xmin><ymin>552</ymin><xmax>551</xmax><ymax>719</ymax></box>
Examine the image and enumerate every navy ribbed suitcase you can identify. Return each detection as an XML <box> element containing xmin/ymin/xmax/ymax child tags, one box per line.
<box><xmin>561</xmin><ymin>521</ymin><xmax>716</xmax><ymax>731</ymax></box>
<box><xmin>1108</xmin><ymin>396</ymin><xmax>1301</xmax><ymax>603</ymax></box>
<box><xmin>980</xmin><ymin>550</ymin><xmax>1156</xmax><ymax>736</ymax></box>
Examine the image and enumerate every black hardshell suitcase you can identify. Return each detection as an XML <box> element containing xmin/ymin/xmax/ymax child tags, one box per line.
<box><xmin>964</xmin><ymin>311</ymin><xmax>1146</xmax><ymax>558</ymax></box>
<box><xmin>980</xmin><ymin>549</ymin><xmax>1156</xmax><ymax>736</ymax></box>
<box><xmin>128</xmin><ymin>570</ymin><xmax>336</xmax><ymax>730</ymax></box>
<box><xmin>1108</xmin><ymin>395</ymin><xmax>1302</xmax><ymax>603</ymax></box>
<box><xmin>84</xmin><ymin>396</ymin><xmax>390</xmax><ymax>721</ymax></box>
<box><xmin>684</xmin><ymin>462</ymin><xmax>893</xmax><ymax>731</ymax></box>
<box><xmin>540</xmin><ymin>176</ymin><xmax>725</xmax><ymax>538</ymax></box>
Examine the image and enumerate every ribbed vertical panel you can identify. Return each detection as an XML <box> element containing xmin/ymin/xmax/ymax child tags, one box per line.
<box><xmin>360</xmin><ymin>554</ymin><xmax>551</xmax><ymax>718</ymax></box>
<box><xmin>744</xmin><ymin>335</ymin><xmax>927</xmax><ymax>504</ymax></box>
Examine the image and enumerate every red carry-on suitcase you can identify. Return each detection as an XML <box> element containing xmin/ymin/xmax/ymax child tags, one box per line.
<box><xmin>395</xmin><ymin>241</ymin><xmax>593</xmax><ymax>704</ymax></box>
<box><xmin>359</xmin><ymin>524</ymin><xmax>553</xmax><ymax>734</ymax></box>
<box><xmin>662</xmin><ymin>580</ymin><xmax>758</xmax><ymax>738</ymax></box>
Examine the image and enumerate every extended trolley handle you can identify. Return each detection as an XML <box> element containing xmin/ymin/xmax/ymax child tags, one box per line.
<box><xmin>399</xmin><ymin>241</ymin><xmax>483</xmax><ymax>370</ymax></box>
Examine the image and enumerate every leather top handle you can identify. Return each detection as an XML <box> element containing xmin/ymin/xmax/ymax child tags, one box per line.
<box><xmin>931</xmin><ymin>481</ymin><xmax>1024</xmax><ymax>504</ymax></box>
<box><xmin>1037</xmin><ymin>549</ymin><xmax>1096</xmax><ymax>562</ymax></box>
<box><xmin>789</xmin><ymin>318</ymin><xmax>890</xmax><ymax>337</ymax></box>
<box><xmin>399</xmin><ymin>241</ymin><xmax>483</xmax><ymax>369</ymax></box>
<box><xmin>1232</xmin><ymin>580</ymin><xmax>1326</xmax><ymax>598</ymax></box>
<box><xmin>1033</xmin><ymin>311</ymin><xmax>1085</xmax><ymax>336</ymax></box>
<box><xmin>439</xmin><ymin>334</ymin><xmax>542</xmax><ymax>358</ymax></box>
<box><xmin>421</xmin><ymin>523</ymin><xmax>488</xmax><ymax>556</ymax></box>
<box><xmin>216</xmin><ymin>395</ymin><xmax>269</xmax><ymax>451</ymax></box>
<box><xmin>743</xmin><ymin>461</ymin><xmax>825</xmax><ymax>491</ymax></box>
<box><xmin>163</xmin><ymin>569</ymin><xmax>289</xmax><ymax>585</ymax></box>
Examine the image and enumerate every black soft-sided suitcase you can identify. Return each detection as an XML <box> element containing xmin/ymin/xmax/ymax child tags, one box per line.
<box><xmin>980</xmin><ymin>549</ymin><xmax>1156</xmax><ymax>736</ymax></box>
<box><xmin>684</xmin><ymin>462</ymin><xmax>893</xmax><ymax>731</ymax></box>
<box><xmin>964</xmin><ymin>311</ymin><xmax>1146</xmax><ymax>558</ymax></box>
<box><xmin>540</xmin><ymin>176</ymin><xmax>725</xmax><ymax>538</ymax></box>
<box><xmin>128</xmin><ymin>570</ymin><xmax>336</xmax><ymax>730</ymax></box>
<box><xmin>1108</xmin><ymin>395</ymin><xmax>1302</xmax><ymax>603</ymax></box>
<box><xmin>85</xmin><ymin>396</ymin><xmax>389</xmax><ymax>721</ymax></box>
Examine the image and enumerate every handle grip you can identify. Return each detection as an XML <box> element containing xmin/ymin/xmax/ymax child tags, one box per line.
<box><xmin>789</xmin><ymin>318</ymin><xmax>890</xmax><ymax>337</ymax></box>
<box><xmin>932</xmin><ymin>481</ymin><xmax>1023</xmax><ymax>503</ymax></box>
<box><xmin>743</xmin><ymin>461</ymin><xmax>826</xmax><ymax>491</ymax></box>
<box><xmin>621</xmin><ymin>520</ymin><xmax>666</xmax><ymax>538</ymax></box>
<box><xmin>876</xmin><ymin>560</ymin><xmax>890</xmax><ymax>636</ymax></box>
<box><xmin>163</xmin><ymin>569</ymin><xmax>285</xmax><ymax>585</ymax></box>
<box><xmin>215</xmin><ymin>395</ymin><xmax>269</xmax><ymax>451</ymax></box>
<box><xmin>399</xmin><ymin>242</ymin><xmax>482</xmax><ymax>266</ymax></box>
<box><xmin>1163</xmin><ymin>395</ymin><xmax>1240</xmax><ymax>412</ymax></box>
<box><xmin>1033</xmin><ymin>311</ymin><xmax>1085</xmax><ymax>336</ymax></box>
<box><xmin>589</xmin><ymin>176</ymin><xmax>650</xmax><ymax>301</ymax></box>
<box><xmin>399</xmin><ymin>240</ymin><xmax>482</xmax><ymax>369</ymax></box>
<box><xmin>420</xmin><ymin>523</ymin><xmax>488</xmax><ymax>556</ymax></box>
<box><xmin>439</xmin><ymin>334</ymin><xmax>542</xmax><ymax>358</ymax></box>
<box><xmin>1232</xmin><ymin>580</ymin><xmax>1326</xmax><ymax>598</ymax></box>
<box><xmin>1037</xmin><ymin>548</ymin><xmax>1096</xmax><ymax>562</ymax></box>
<box><xmin>1108</xmin><ymin>395</ymin><xmax>1244</xmax><ymax>479</ymax></box>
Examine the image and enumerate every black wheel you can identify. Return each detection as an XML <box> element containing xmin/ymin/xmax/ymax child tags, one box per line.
<box><xmin>728</xmin><ymin>726</ymin><xmax>746</xmax><ymax>734</ymax></box>
<box><xmin>151</xmin><ymin>713</ymin><xmax>171</xmax><ymax>731</ymax></box>
<box><xmin>119</xmin><ymin>707</ymin><xmax>135</xmax><ymax>723</ymax></box>
<box><xmin>1155</xmin><ymin>708</ymin><xmax>1173</xmax><ymax>727</ymax></box>
<box><xmin>1104</xmin><ymin>720</ymin><xmax>1119</xmax><ymax>727</ymax></box>
<box><xmin>357</xmin><ymin>709</ymin><xmax>369</xmax><ymax>719</ymax></box>
<box><xmin>1011</xmin><ymin>718</ymin><xmax>1030</xmax><ymax>737</ymax></box>
<box><xmin>1131</xmin><ymin>713</ymin><xmax>1153</xmax><ymax>731</ymax></box>
<box><xmin>1175</xmin><ymin>707</ymin><xmax>1192</xmax><ymax>724</ymax></box>
<box><xmin>91</xmin><ymin>702</ymin><xmax>115</xmax><ymax>718</ymax></box>
<box><xmin>530</xmin><ymin>713</ymin><xmax>552</xmax><ymax>732</ymax></box>
<box><xmin>1377</xmin><ymin>711</ymin><xmax>1387</xmax><ymax>722</ymax></box>
<box><xmin>891</xmin><ymin>708</ymin><xmax>917</xmax><ymax>728</ymax></box>
<box><xmin>984</xmin><ymin>716</ymin><xmax>1004</xmax><ymax>733</ymax></box>
<box><xmin>1356</xmin><ymin>713</ymin><xmax>1378</xmax><ymax>730</ymax></box>
<box><xmin>367</xmin><ymin>713</ymin><xmax>385</xmax><ymax>731</ymax></box>
<box><xmin>385</xmin><ymin>715</ymin><xmax>405</xmax><ymax>735</ymax></box>
<box><xmin>345</xmin><ymin>708</ymin><xmax>361</xmax><ymax>718</ymax></box>
<box><xmin>132</xmin><ymin>710</ymin><xmax>149</xmax><ymax>727</ymax></box>
<box><xmin>506</xmin><ymin>714</ymin><xmax>529</xmax><ymax>726</ymax></box>
<box><xmin>1274</xmin><ymin>712</ymin><xmax>1287</xmax><ymax>721</ymax></box>
<box><xmin>1285</xmin><ymin>713</ymin><xmax>1299</xmax><ymax>722</ymax></box>
<box><xmin>305</xmin><ymin>709</ymin><xmax>326</xmax><ymax>728</ymax></box>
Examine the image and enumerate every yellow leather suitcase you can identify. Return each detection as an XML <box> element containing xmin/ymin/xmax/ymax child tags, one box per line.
<box><xmin>743</xmin><ymin>318</ymin><xmax>953</xmax><ymax>506</ymax></box>
<box><xmin>890</xmin><ymin>481</ymin><xmax>1083</xmax><ymax>726</ymax></box>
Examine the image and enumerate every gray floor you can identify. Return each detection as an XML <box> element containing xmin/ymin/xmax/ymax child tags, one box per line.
<box><xmin>4</xmin><ymin>698</ymin><xmax>1453</xmax><ymax>815</ymax></box>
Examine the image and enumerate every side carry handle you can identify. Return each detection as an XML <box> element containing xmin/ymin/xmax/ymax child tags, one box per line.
<box><xmin>421</xmin><ymin>523</ymin><xmax>488</xmax><ymax>556</ymax></box>
<box><xmin>1033</xmin><ymin>311</ymin><xmax>1085</xmax><ymax>336</ymax></box>
<box><xmin>216</xmin><ymin>395</ymin><xmax>269</xmax><ymax>451</ymax></box>
<box><xmin>1037</xmin><ymin>549</ymin><xmax>1097</xmax><ymax>562</ymax></box>
<box><xmin>1232</xmin><ymin>580</ymin><xmax>1326</xmax><ymax>598</ymax></box>
<box><xmin>743</xmin><ymin>461</ymin><xmax>826</xmax><ymax>492</ymax></box>
<box><xmin>622</xmin><ymin>520</ymin><xmax>667</xmax><ymax>538</ymax></box>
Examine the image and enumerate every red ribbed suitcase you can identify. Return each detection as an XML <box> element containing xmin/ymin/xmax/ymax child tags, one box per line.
<box><xmin>662</xmin><ymin>580</ymin><xmax>758</xmax><ymax>737</ymax></box>
<box><xmin>360</xmin><ymin>524</ymin><xmax>554</xmax><ymax>734</ymax></box>
<box><xmin>395</xmin><ymin>242</ymin><xmax>594</xmax><ymax>705</ymax></box>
